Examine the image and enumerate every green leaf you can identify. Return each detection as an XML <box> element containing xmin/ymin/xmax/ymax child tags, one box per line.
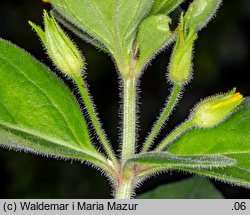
<box><xmin>52</xmin><ymin>12</ymin><xmax>109</xmax><ymax>53</ymax></box>
<box><xmin>137</xmin><ymin>15</ymin><xmax>173</xmax><ymax>69</ymax></box>
<box><xmin>126</xmin><ymin>152</ymin><xmax>236</xmax><ymax>170</ymax></box>
<box><xmin>168</xmin><ymin>99</ymin><xmax>250</xmax><ymax>187</ymax></box>
<box><xmin>184</xmin><ymin>0</ymin><xmax>222</xmax><ymax>31</ymax></box>
<box><xmin>51</xmin><ymin>0</ymin><xmax>154</xmax><ymax>75</ymax></box>
<box><xmin>150</xmin><ymin>0</ymin><xmax>185</xmax><ymax>15</ymax></box>
<box><xmin>0</xmin><ymin>39</ymin><xmax>109</xmax><ymax>170</ymax></box>
<box><xmin>137</xmin><ymin>176</ymin><xmax>223</xmax><ymax>199</ymax></box>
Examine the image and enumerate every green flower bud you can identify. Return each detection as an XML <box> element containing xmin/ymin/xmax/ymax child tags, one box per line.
<box><xmin>185</xmin><ymin>0</ymin><xmax>222</xmax><ymax>31</ymax></box>
<box><xmin>29</xmin><ymin>10</ymin><xmax>84</xmax><ymax>77</ymax></box>
<box><xmin>168</xmin><ymin>24</ymin><xmax>197</xmax><ymax>84</ymax></box>
<box><xmin>192</xmin><ymin>88</ymin><xmax>244</xmax><ymax>128</ymax></box>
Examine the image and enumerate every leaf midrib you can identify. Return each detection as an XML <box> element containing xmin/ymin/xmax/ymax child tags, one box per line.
<box><xmin>0</xmin><ymin>121</ymin><xmax>86</xmax><ymax>153</ymax></box>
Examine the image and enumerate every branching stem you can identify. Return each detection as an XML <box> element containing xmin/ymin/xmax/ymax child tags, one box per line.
<box><xmin>114</xmin><ymin>166</ymin><xmax>135</xmax><ymax>199</ymax></box>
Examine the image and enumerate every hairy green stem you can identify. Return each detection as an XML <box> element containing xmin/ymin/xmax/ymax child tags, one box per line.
<box><xmin>121</xmin><ymin>77</ymin><xmax>137</xmax><ymax>162</ymax></box>
<box><xmin>142</xmin><ymin>84</ymin><xmax>183</xmax><ymax>152</ymax></box>
<box><xmin>74</xmin><ymin>75</ymin><xmax>118</xmax><ymax>170</ymax></box>
<box><xmin>114</xmin><ymin>168</ymin><xmax>135</xmax><ymax>199</ymax></box>
<box><xmin>115</xmin><ymin>77</ymin><xmax>137</xmax><ymax>199</ymax></box>
<box><xmin>155</xmin><ymin>120</ymin><xmax>195</xmax><ymax>152</ymax></box>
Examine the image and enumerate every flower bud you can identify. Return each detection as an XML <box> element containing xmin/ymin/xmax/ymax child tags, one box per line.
<box><xmin>29</xmin><ymin>10</ymin><xmax>84</xmax><ymax>77</ymax></box>
<box><xmin>168</xmin><ymin>24</ymin><xmax>197</xmax><ymax>84</ymax></box>
<box><xmin>184</xmin><ymin>0</ymin><xmax>222</xmax><ymax>32</ymax></box>
<box><xmin>192</xmin><ymin>88</ymin><xmax>244</xmax><ymax>128</ymax></box>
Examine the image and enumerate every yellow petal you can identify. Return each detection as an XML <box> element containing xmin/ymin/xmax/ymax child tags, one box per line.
<box><xmin>212</xmin><ymin>93</ymin><xmax>243</xmax><ymax>109</ymax></box>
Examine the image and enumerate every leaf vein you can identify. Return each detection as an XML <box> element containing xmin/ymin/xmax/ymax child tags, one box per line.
<box><xmin>0</xmin><ymin>54</ymin><xmax>83</xmax><ymax>148</ymax></box>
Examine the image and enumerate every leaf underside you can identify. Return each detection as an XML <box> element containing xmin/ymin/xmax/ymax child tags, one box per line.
<box><xmin>150</xmin><ymin>0</ymin><xmax>185</xmax><ymax>15</ymax></box>
<box><xmin>0</xmin><ymin>39</ymin><xmax>102</xmax><ymax>164</ymax></box>
<box><xmin>168</xmin><ymin>99</ymin><xmax>250</xmax><ymax>187</ymax></box>
<box><xmin>51</xmin><ymin>0</ymin><xmax>154</xmax><ymax>65</ymax></box>
<box><xmin>137</xmin><ymin>15</ymin><xmax>173</xmax><ymax>66</ymax></box>
<box><xmin>137</xmin><ymin>176</ymin><xmax>223</xmax><ymax>199</ymax></box>
<box><xmin>127</xmin><ymin>152</ymin><xmax>236</xmax><ymax>179</ymax></box>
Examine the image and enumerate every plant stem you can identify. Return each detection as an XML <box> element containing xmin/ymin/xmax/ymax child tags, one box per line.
<box><xmin>114</xmin><ymin>169</ymin><xmax>135</xmax><ymax>199</ymax></box>
<box><xmin>115</xmin><ymin>76</ymin><xmax>137</xmax><ymax>199</ymax></box>
<box><xmin>155</xmin><ymin>120</ymin><xmax>195</xmax><ymax>152</ymax></box>
<box><xmin>74</xmin><ymin>75</ymin><xmax>118</xmax><ymax>170</ymax></box>
<box><xmin>141</xmin><ymin>84</ymin><xmax>183</xmax><ymax>152</ymax></box>
<box><xmin>121</xmin><ymin>77</ymin><xmax>137</xmax><ymax>162</ymax></box>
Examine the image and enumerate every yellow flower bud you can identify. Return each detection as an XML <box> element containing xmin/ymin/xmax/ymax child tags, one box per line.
<box><xmin>29</xmin><ymin>10</ymin><xmax>84</xmax><ymax>77</ymax></box>
<box><xmin>192</xmin><ymin>88</ymin><xmax>245</xmax><ymax>128</ymax></box>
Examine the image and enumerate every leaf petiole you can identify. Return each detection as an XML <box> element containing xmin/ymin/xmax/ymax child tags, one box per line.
<box><xmin>73</xmin><ymin>75</ymin><xmax>118</xmax><ymax>170</ymax></box>
<box><xmin>142</xmin><ymin>84</ymin><xmax>183</xmax><ymax>152</ymax></box>
<box><xmin>155</xmin><ymin>119</ymin><xmax>195</xmax><ymax>152</ymax></box>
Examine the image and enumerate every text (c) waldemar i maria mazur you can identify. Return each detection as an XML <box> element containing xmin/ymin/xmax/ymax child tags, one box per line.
<box><xmin>19</xmin><ymin>201</ymin><xmax>139</xmax><ymax>211</ymax></box>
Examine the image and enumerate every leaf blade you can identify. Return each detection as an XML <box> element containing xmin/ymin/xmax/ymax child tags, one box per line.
<box><xmin>0</xmin><ymin>39</ymin><xmax>107</xmax><ymax>168</ymax></box>
<box><xmin>178</xmin><ymin>153</ymin><xmax>250</xmax><ymax>188</ymax></box>
<box><xmin>126</xmin><ymin>152</ymin><xmax>236</xmax><ymax>169</ymax></box>
<box><xmin>137</xmin><ymin>176</ymin><xmax>223</xmax><ymax>199</ymax></box>
<box><xmin>150</xmin><ymin>0</ymin><xmax>185</xmax><ymax>15</ymax></box>
<box><xmin>137</xmin><ymin>15</ymin><xmax>173</xmax><ymax>67</ymax></box>
<box><xmin>51</xmin><ymin>0</ymin><xmax>154</xmax><ymax>72</ymax></box>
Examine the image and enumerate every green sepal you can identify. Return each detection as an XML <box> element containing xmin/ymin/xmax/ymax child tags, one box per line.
<box><xmin>29</xmin><ymin>11</ymin><xmax>84</xmax><ymax>77</ymax></box>
<box><xmin>29</xmin><ymin>21</ymin><xmax>46</xmax><ymax>44</ymax></box>
<box><xmin>169</xmin><ymin>25</ymin><xmax>197</xmax><ymax>84</ymax></box>
<box><xmin>192</xmin><ymin>88</ymin><xmax>244</xmax><ymax>128</ymax></box>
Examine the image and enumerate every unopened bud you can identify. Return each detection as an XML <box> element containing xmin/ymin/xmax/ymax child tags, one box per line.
<box><xmin>29</xmin><ymin>10</ymin><xmax>84</xmax><ymax>77</ymax></box>
<box><xmin>192</xmin><ymin>88</ymin><xmax>244</xmax><ymax>128</ymax></box>
<box><xmin>169</xmin><ymin>25</ymin><xmax>197</xmax><ymax>84</ymax></box>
